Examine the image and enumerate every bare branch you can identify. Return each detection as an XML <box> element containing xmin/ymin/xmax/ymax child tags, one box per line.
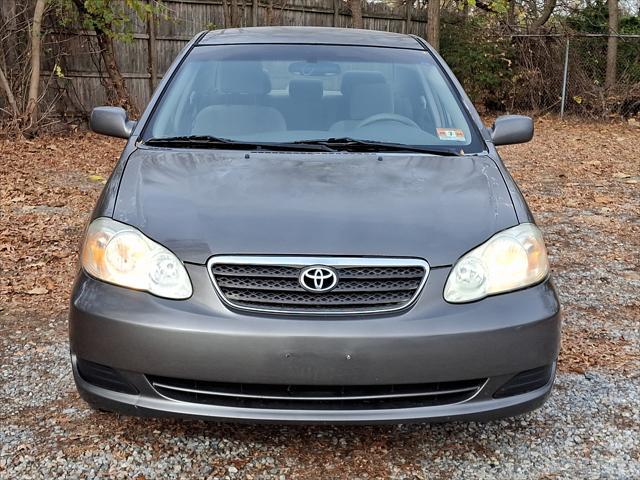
<box><xmin>0</xmin><ymin>63</ymin><xmax>18</xmax><ymax>116</ymax></box>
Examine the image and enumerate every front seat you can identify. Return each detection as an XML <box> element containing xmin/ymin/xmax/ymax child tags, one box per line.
<box><xmin>285</xmin><ymin>79</ymin><xmax>325</xmax><ymax>130</ymax></box>
<box><xmin>336</xmin><ymin>71</ymin><xmax>386</xmax><ymax>123</ymax></box>
<box><xmin>330</xmin><ymin>82</ymin><xmax>394</xmax><ymax>132</ymax></box>
<box><xmin>192</xmin><ymin>62</ymin><xmax>286</xmax><ymax>137</ymax></box>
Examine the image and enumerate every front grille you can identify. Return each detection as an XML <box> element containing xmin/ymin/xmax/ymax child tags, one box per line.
<box><xmin>208</xmin><ymin>256</ymin><xmax>429</xmax><ymax>315</ymax></box>
<box><xmin>148</xmin><ymin>375</ymin><xmax>486</xmax><ymax>410</ymax></box>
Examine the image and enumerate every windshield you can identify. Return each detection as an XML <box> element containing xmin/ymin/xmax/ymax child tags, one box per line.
<box><xmin>144</xmin><ymin>44</ymin><xmax>485</xmax><ymax>153</ymax></box>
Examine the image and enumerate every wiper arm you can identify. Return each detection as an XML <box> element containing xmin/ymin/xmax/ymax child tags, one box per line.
<box><xmin>144</xmin><ymin>135</ymin><xmax>336</xmax><ymax>152</ymax></box>
<box><xmin>296</xmin><ymin>137</ymin><xmax>462</xmax><ymax>156</ymax></box>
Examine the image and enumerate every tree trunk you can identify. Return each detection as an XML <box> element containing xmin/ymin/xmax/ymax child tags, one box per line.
<box><xmin>71</xmin><ymin>0</ymin><xmax>138</xmax><ymax>115</ymax></box>
<box><xmin>222</xmin><ymin>0</ymin><xmax>230</xmax><ymax>27</ymax></box>
<box><xmin>426</xmin><ymin>0</ymin><xmax>440</xmax><ymax>51</ymax></box>
<box><xmin>266</xmin><ymin>0</ymin><xmax>273</xmax><ymax>25</ymax></box>
<box><xmin>529</xmin><ymin>0</ymin><xmax>557</xmax><ymax>31</ymax></box>
<box><xmin>0</xmin><ymin>64</ymin><xmax>18</xmax><ymax>117</ymax></box>
<box><xmin>252</xmin><ymin>0</ymin><xmax>258</xmax><ymax>26</ymax></box>
<box><xmin>462</xmin><ymin>1</ymin><xmax>469</xmax><ymax>23</ymax></box>
<box><xmin>404</xmin><ymin>0</ymin><xmax>411</xmax><ymax>34</ymax></box>
<box><xmin>95</xmin><ymin>31</ymin><xmax>137</xmax><ymax>115</ymax></box>
<box><xmin>230</xmin><ymin>0</ymin><xmax>239</xmax><ymax>27</ymax></box>
<box><xmin>507</xmin><ymin>0</ymin><xmax>515</xmax><ymax>26</ymax></box>
<box><xmin>605</xmin><ymin>0</ymin><xmax>618</xmax><ymax>89</ymax></box>
<box><xmin>24</xmin><ymin>0</ymin><xmax>46</xmax><ymax>127</ymax></box>
<box><xmin>350</xmin><ymin>0</ymin><xmax>363</xmax><ymax>29</ymax></box>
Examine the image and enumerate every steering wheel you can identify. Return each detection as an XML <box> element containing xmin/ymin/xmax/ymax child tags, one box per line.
<box><xmin>357</xmin><ymin>113</ymin><xmax>420</xmax><ymax>129</ymax></box>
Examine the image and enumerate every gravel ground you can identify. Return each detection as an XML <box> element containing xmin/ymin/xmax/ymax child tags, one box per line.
<box><xmin>1</xmin><ymin>118</ymin><xmax>639</xmax><ymax>478</ymax></box>
<box><xmin>1</xmin><ymin>361</ymin><xmax>638</xmax><ymax>479</ymax></box>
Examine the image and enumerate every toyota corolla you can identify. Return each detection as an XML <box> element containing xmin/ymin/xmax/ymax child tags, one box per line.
<box><xmin>70</xmin><ymin>27</ymin><xmax>561</xmax><ymax>423</ymax></box>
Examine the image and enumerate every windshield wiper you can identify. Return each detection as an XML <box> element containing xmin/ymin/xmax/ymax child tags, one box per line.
<box><xmin>293</xmin><ymin>137</ymin><xmax>463</xmax><ymax>156</ymax></box>
<box><xmin>144</xmin><ymin>135</ymin><xmax>462</xmax><ymax>155</ymax></box>
<box><xmin>144</xmin><ymin>135</ymin><xmax>337</xmax><ymax>152</ymax></box>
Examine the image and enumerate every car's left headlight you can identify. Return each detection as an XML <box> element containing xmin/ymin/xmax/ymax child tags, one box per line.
<box><xmin>81</xmin><ymin>217</ymin><xmax>192</xmax><ymax>299</ymax></box>
<box><xmin>444</xmin><ymin>223</ymin><xmax>549</xmax><ymax>303</ymax></box>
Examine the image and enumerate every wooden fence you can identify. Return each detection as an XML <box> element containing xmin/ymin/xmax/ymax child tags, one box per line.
<box><xmin>46</xmin><ymin>0</ymin><xmax>429</xmax><ymax>114</ymax></box>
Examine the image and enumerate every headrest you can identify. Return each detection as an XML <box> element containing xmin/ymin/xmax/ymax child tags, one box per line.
<box><xmin>219</xmin><ymin>62</ymin><xmax>271</xmax><ymax>95</ymax></box>
<box><xmin>394</xmin><ymin>65</ymin><xmax>423</xmax><ymax>94</ymax></box>
<box><xmin>350</xmin><ymin>83</ymin><xmax>393</xmax><ymax>120</ymax></box>
<box><xmin>289</xmin><ymin>79</ymin><xmax>323</xmax><ymax>101</ymax></box>
<box><xmin>340</xmin><ymin>71</ymin><xmax>386</xmax><ymax>96</ymax></box>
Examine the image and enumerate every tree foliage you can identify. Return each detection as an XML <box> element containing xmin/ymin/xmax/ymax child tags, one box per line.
<box><xmin>54</xmin><ymin>0</ymin><xmax>163</xmax><ymax>40</ymax></box>
<box><xmin>441</xmin><ymin>16</ymin><xmax>514</xmax><ymax>110</ymax></box>
<box><xmin>51</xmin><ymin>0</ymin><xmax>166</xmax><ymax>114</ymax></box>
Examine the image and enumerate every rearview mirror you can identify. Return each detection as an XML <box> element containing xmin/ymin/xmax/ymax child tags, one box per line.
<box><xmin>90</xmin><ymin>106</ymin><xmax>137</xmax><ymax>139</ymax></box>
<box><xmin>491</xmin><ymin>115</ymin><xmax>533</xmax><ymax>146</ymax></box>
<box><xmin>289</xmin><ymin>61</ymin><xmax>341</xmax><ymax>76</ymax></box>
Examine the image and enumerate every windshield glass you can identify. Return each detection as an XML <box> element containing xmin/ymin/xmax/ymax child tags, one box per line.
<box><xmin>144</xmin><ymin>44</ymin><xmax>485</xmax><ymax>153</ymax></box>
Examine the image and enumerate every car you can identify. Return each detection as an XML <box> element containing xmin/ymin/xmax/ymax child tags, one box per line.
<box><xmin>69</xmin><ymin>26</ymin><xmax>561</xmax><ymax>424</ymax></box>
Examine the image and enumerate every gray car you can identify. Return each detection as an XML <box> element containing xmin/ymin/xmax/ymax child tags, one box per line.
<box><xmin>70</xmin><ymin>27</ymin><xmax>561</xmax><ymax>423</ymax></box>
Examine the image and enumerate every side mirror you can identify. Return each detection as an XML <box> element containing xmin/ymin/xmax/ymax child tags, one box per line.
<box><xmin>90</xmin><ymin>106</ymin><xmax>137</xmax><ymax>139</ymax></box>
<box><xmin>491</xmin><ymin>115</ymin><xmax>533</xmax><ymax>146</ymax></box>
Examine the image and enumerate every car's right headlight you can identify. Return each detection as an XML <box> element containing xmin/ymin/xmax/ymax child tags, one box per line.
<box><xmin>444</xmin><ymin>223</ymin><xmax>549</xmax><ymax>303</ymax></box>
<box><xmin>81</xmin><ymin>217</ymin><xmax>192</xmax><ymax>299</ymax></box>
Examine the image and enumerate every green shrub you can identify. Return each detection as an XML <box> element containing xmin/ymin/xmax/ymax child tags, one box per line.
<box><xmin>440</xmin><ymin>17</ymin><xmax>514</xmax><ymax>111</ymax></box>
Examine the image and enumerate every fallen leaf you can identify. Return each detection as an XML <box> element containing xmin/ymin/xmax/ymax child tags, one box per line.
<box><xmin>622</xmin><ymin>271</ymin><xmax>640</xmax><ymax>281</ymax></box>
<box><xmin>26</xmin><ymin>286</ymin><xmax>48</xmax><ymax>295</ymax></box>
<box><xmin>594</xmin><ymin>196</ymin><xmax>614</xmax><ymax>204</ymax></box>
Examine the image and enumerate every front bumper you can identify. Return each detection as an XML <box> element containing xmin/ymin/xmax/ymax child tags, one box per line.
<box><xmin>69</xmin><ymin>264</ymin><xmax>561</xmax><ymax>423</ymax></box>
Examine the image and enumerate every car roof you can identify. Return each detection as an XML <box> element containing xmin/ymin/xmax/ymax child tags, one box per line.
<box><xmin>199</xmin><ymin>27</ymin><xmax>424</xmax><ymax>49</ymax></box>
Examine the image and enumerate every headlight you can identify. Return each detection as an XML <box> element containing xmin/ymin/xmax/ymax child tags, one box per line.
<box><xmin>81</xmin><ymin>217</ymin><xmax>192</xmax><ymax>299</ymax></box>
<box><xmin>444</xmin><ymin>223</ymin><xmax>549</xmax><ymax>303</ymax></box>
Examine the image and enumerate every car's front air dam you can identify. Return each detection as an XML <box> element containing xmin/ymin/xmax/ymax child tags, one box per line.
<box><xmin>71</xmin><ymin>353</ymin><xmax>556</xmax><ymax>424</ymax></box>
<box><xmin>70</xmin><ymin>264</ymin><xmax>561</xmax><ymax>388</ymax></box>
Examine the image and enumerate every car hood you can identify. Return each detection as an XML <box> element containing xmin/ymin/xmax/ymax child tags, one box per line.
<box><xmin>114</xmin><ymin>149</ymin><xmax>517</xmax><ymax>267</ymax></box>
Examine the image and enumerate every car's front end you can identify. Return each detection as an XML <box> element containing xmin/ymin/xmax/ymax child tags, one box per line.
<box><xmin>69</xmin><ymin>27</ymin><xmax>561</xmax><ymax>423</ymax></box>
<box><xmin>71</xmin><ymin>262</ymin><xmax>559</xmax><ymax>423</ymax></box>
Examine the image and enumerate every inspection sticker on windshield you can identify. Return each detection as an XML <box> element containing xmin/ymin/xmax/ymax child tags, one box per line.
<box><xmin>436</xmin><ymin>128</ymin><xmax>466</xmax><ymax>142</ymax></box>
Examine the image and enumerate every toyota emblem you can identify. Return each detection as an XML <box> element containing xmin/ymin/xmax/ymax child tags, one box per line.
<box><xmin>299</xmin><ymin>266</ymin><xmax>339</xmax><ymax>293</ymax></box>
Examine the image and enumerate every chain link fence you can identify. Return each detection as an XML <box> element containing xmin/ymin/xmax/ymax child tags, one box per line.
<box><xmin>442</xmin><ymin>25</ymin><xmax>640</xmax><ymax>118</ymax></box>
<box><xmin>511</xmin><ymin>34</ymin><xmax>640</xmax><ymax>117</ymax></box>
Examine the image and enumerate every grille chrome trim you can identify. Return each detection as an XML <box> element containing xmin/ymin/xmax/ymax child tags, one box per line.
<box><xmin>207</xmin><ymin>256</ymin><xmax>430</xmax><ymax>315</ymax></box>
<box><xmin>151</xmin><ymin>381</ymin><xmax>480</xmax><ymax>401</ymax></box>
<box><xmin>148</xmin><ymin>375</ymin><xmax>488</xmax><ymax>410</ymax></box>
